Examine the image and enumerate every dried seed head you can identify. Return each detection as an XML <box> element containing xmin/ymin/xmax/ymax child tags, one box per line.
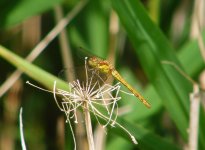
<box><xmin>27</xmin><ymin>57</ymin><xmax>138</xmax><ymax>145</ymax></box>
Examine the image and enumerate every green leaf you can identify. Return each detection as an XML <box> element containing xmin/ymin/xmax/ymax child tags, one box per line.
<box><xmin>85</xmin><ymin>0</ymin><xmax>108</xmax><ymax>56</ymax></box>
<box><xmin>178</xmin><ymin>31</ymin><xmax>205</xmax><ymax>77</ymax></box>
<box><xmin>0</xmin><ymin>0</ymin><xmax>63</xmax><ymax>28</ymax></box>
<box><xmin>112</xmin><ymin>0</ymin><xmax>205</xmax><ymax>149</ymax></box>
<box><xmin>0</xmin><ymin>45</ymin><xmax>68</xmax><ymax>90</ymax></box>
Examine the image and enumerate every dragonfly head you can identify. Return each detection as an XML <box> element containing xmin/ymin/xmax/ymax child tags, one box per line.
<box><xmin>88</xmin><ymin>57</ymin><xmax>111</xmax><ymax>74</ymax></box>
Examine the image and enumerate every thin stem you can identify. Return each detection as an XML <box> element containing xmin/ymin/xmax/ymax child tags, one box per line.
<box><xmin>54</xmin><ymin>5</ymin><xmax>75</xmax><ymax>81</ymax></box>
<box><xmin>188</xmin><ymin>84</ymin><xmax>200</xmax><ymax>150</ymax></box>
<box><xmin>19</xmin><ymin>107</ymin><xmax>27</xmax><ymax>150</ymax></box>
<box><xmin>84</xmin><ymin>101</ymin><xmax>95</xmax><ymax>150</ymax></box>
<box><xmin>54</xmin><ymin>5</ymin><xmax>87</xmax><ymax>150</ymax></box>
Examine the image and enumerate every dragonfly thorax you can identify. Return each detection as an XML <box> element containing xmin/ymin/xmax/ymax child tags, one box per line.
<box><xmin>88</xmin><ymin>56</ymin><xmax>113</xmax><ymax>74</ymax></box>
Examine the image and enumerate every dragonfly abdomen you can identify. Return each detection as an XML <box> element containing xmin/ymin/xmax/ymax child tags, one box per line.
<box><xmin>111</xmin><ymin>70</ymin><xmax>151</xmax><ymax>108</ymax></box>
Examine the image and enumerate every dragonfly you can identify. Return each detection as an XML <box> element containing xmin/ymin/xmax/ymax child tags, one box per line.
<box><xmin>87</xmin><ymin>56</ymin><xmax>151</xmax><ymax>108</ymax></box>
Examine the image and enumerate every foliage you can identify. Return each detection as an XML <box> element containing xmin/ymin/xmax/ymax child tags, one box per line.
<box><xmin>0</xmin><ymin>0</ymin><xmax>205</xmax><ymax>149</ymax></box>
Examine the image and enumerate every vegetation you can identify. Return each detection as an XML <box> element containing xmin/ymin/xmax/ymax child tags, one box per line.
<box><xmin>0</xmin><ymin>0</ymin><xmax>205</xmax><ymax>149</ymax></box>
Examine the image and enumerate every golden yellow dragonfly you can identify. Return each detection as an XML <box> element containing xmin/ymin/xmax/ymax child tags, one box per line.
<box><xmin>87</xmin><ymin>56</ymin><xmax>151</xmax><ymax>108</ymax></box>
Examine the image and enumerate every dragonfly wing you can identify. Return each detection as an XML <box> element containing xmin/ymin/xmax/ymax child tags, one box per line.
<box><xmin>86</xmin><ymin>66</ymin><xmax>110</xmax><ymax>87</ymax></box>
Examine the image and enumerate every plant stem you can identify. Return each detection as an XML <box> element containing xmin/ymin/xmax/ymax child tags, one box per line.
<box><xmin>84</xmin><ymin>102</ymin><xmax>95</xmax><ymax>150</ymax></box>
<box><xmin>188</xmin><ymin>84</ymin><xmax>200</xmax><ymax>150</ymax></box>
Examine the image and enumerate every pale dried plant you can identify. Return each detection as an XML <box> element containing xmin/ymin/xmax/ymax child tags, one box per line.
<box><xmin>19</xmin><ymin>107</ymin><xmax>27</xmax><ymax>150</ymax></box>
<box><xmin>27</xmin><ymin>57</ymin><xmax>137</xmax><ymax>150</ymax></box>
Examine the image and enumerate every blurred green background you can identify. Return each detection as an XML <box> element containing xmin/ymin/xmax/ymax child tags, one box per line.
<box><xmin>0</xmin><ymin>0</ymin><xmax>205</xmax><ymax>150</ymax></box>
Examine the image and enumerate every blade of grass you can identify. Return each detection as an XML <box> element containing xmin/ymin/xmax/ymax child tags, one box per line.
<box><xmin>178</xmin><ymin>31</ymin><xmax>205</xmax><ymax>77</ymax></box>
<box><xmin>112</xmin><ymin>0</ymin><xmax>205</xmax><ymax>149</ymax></box>
<box><xmin>112</xmin><ymin>0</ymin><xmax>190</xmax><ymax>138</ymax></box>
<box><xmin>0</xmin><ymin>45</ymin><xmax>68</xmax><ymax>91</ymax></box>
